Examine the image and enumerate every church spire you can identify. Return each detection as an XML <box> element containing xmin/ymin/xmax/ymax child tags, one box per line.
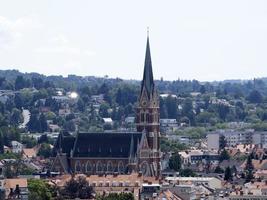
<box><xmin>141</xmin><ymin>30</ymin><xmax>155</xmax><ymax>100</ymax></box>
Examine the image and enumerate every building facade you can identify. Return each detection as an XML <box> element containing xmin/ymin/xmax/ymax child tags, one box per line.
<box><xmin>51</xmin><ymin>35</ymin><xmax>161</xmax><ymax>177</ymax></box>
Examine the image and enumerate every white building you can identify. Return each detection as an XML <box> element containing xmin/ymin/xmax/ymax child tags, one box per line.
<box><xmin>11</xmin><ymin>141</ymin><xmax>23</xmax><ymax>153</ymax></box>
<box><xmin>252</xmin><ymin>132</ymin><xmax>267</xmax><ymax>148</ymax></box>
<box><xmin>207</xmin><ymin>133</ymin><xmax>220</xmax><ymax>150</ymax></box>
<box><xmin>160</xmin><ymin>119</ymin><xmax>179</xmax><ymax>134</ymax></box>
<box><xmin>207</xmin><ymin>129</ymin><xmax>255</xmax><ymax>149</ymax></box>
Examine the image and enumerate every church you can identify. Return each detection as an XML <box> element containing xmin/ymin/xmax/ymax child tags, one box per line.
<box><xmin>51</xmin><ymin>34</ymin><xmax>161</xmax><ymax>177</ymax></box>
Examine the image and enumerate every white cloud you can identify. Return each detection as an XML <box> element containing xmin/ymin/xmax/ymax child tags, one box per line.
<box><xmin>0</xmin><ymin>16</ymin><xmax>42</xmax><ymax>47</ymax></box>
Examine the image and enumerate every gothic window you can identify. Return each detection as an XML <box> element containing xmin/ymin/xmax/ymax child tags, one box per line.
<box><xmin>86</xmin><ymin>161</ymin><xmax>92</xmax><ymax>173</ymax></box>
<box><xmin>107</xmin><ymin>161</ymin><xmax>113</xmax><ymax>173</ymax></box>
<box><xmin>118</xmin><ymin>161</ymin><xmax>124</xmax><ymax>174</ymax></box>
<box><xmin>96</xmin><ymin>161</ymin><xmax>103</xmax><ymax>173</ymax></box>
<box><xmin>75</xmin><ymin>161</ymin><xmax>81</xmax><ymax>173</ymax></box>
<box><xmin>141</xmin><ymin>161</ymin><xmax>149</xmax><ymax>176</ymax></box>
<box><xmin>146</xmin><ymin>113</ymin><xmax>150</xmax><ymax>123</ymax></box>
<box><xmin>141</xmin><ymin>113</ymin><xmax>145</xmax><ymax>122</ymax></box>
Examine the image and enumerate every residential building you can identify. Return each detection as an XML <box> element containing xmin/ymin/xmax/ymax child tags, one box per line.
<box><xmin>11</xmin><ymin>141</ymin><xmax>23</xmax><ymax>153</ymax></box>
<box><xmin>165</xmin><ymin>177</ymin><xmax>222</xmax><ymax>190</ymax></box>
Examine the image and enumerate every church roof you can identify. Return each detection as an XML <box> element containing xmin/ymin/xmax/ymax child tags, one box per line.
<box><xmin>52</xmin><ymin>132</ymin><xmax>75</xmax><ymax>157</ymax></box>
<box><xmin>53</xmin><ymin>132</ymin><xmax>143</xmax><ymax>158</ymax></box>
<box><xmin>72</xmin><ymin>132</ymin><xmax>142</xmax><ymax>158</ymax></box>
<box><xmin>141</xmin><ymin>35</ymin><xmax>155</xmax><ymax>100</ymax></box>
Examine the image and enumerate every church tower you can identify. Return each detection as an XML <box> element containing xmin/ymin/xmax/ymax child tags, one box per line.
<box><xmin>136</xmin><ymin>32</ymin><xmax>161</xmax><ymax>176</ymax></box>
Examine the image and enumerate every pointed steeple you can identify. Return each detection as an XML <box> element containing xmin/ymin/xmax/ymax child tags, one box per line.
<box><xmin>141</xmin><ymin>29</ymin><xmax>155</xmax><ymax>100</ymax></box>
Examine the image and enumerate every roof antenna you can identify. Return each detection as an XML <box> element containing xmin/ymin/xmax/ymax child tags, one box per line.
<box><xmin>147</xmin><ymin>27</ymin><xmax>149</xmax><ymax>38</ymax></box>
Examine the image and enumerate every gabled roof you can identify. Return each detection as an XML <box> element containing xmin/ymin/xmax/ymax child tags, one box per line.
<box><xmin>71</xmin><ymin>132</ymin><xmax>142</xmax><ymax>158</ymax></box>
<box><xmin>52</xmin><ymin>132</ymin><xmax>75</xmax><ymax>157</ymax></box>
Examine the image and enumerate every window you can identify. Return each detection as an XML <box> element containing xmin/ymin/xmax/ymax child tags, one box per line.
<box><xmin>75</xmin><ymin>161</ymin><xmax>81</xmax><ymax>172</ymax></box>
<box><xmin>118</xmin><ymin>161</ymin><xmax>124</xmax><ymax>174</ymax></box>
<box><xmin>96</xmin><ymin>161</ymin><xmax>103</xmax><ymax>173</ymax></box>
<box><xmin>86</xmin><ymin>161</ymin><xmax>92</xmax><ymax>173</ymax></box>
<box><xmin>141</xmin><ymin>113</ymin><xmax>145</xmax><ymax>122</ymax></box>
<box><xmin>107</xmin><ymin>161</ymin><xmax>113</xmax><ymax>173</ymax></box>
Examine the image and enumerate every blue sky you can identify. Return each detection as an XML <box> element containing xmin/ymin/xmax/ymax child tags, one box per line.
<box><xmin>0</xmin><ymin>0</ymin><xmax>267</xmax><ymax>81</ymax></box>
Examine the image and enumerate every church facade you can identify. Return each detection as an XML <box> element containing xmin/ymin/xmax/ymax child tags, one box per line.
<box><xmin>51</xmin><ymin>35</ymin><xmax>161</xmax><ymax>177</ymax></box>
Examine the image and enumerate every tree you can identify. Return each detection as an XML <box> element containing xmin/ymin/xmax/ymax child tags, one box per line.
<box><xmin>219</xmin><ymin>135</ymin><xmax>227</xmax><ymax>149</ymax></box>
<box><xmin>219</xmin><ymin>149</ymin><xmax>230</xmax><ymax>162</ymax></box>
<box><xmin>169</xmin><ymin>154</ymin><xmax>182</xmax><ymax>171</ymax></box>
<box><xmin>165</xmin><ymin>95</ymin><xmax>178</xmax><ymax>119</ymax></box>
<box><xmin>37</xmin><ymin>143</ymin><xmax>51</xmax><ymax>158</ymax></box>
<box><xmin>15</xmin><ymin>76</ymin><xmax>26</xmax><ymax>90</ymax></box>
<box><xmin>247</xmin><ymin>90</ymin><xmax>263</xmax><ymax>104</ymax></box>
<box><xmin>180</xmin><ymin>168</ymin><xmax>196</xmax><ymax>177</ymax></box>
<box><xmin>245</xmin><ymin>154</ymin><xmax>254</xmax><ymax>183</ymax></box>
<box><xmin>99</xmin><ymin>103</ymin><xmax>110</xmax><ymax>118</ymax></box>
<box><xmin>28</xmin><ymin>179</ymin><xmax>52</xmax><ymax>200</ymax></box>
<box><xmin>10</xmin><ymin>108</ymin><xmax>22</xmax><ymax>126</ymax></box>
<box><xmin>14</xmin><ymin>94</ymin><xmax>23</xmax><ymax>109</ymax></box>
<box><xmin>217</xmin><ymin>104</ymin><xmax>230</xmax><ymax>121</ymax></box>
<box><xmin>21</xmin><ymin>136</ymin><xmax>37</xmax><ymax>148</ymax></box>
<box><xmin>77</xmin><ymin>98</ymin><xmax>85</xmax><ymax>112</ymax></box>
<box><xmin>63</xmin><ymin>120</ymin><xmax>76</xmax><ymax>132</ymax></box>
<box><xmin>63</xmin><ymin>176</ymin><xmax>93</xmax><ymax>199</ymax></box>
<box><xmin>27</xmin><ymin>114</ymin><xmax>40</xmax><ymax>133</ymax></box>
<box><xmin>224</xmin><ymin>166</ymin><xmax>233</xmax><ymax>181</ymax></box>
<box><xmin>39</xmin><ymin>113</ymin><xmax>48</xmax><ymax>132</ymax></box>
<box><xmin>214</xmin><ymin>166</ymin><xmax>224</xmax><ymax>173</ymax></box>
<box><xmin>0</xmin><ymin>131</ymin><xmax>4</xmax><ymax>154</ymax></box>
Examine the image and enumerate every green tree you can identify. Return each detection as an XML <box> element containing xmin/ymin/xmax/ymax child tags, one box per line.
<box><xmin>180</xmin><ymin>168</ymin><xmax>196</xmax><ymax>177</ymax></box>
<box><xmin>39</xmin><ymin>113</ymin><xmax>48</xmax><ymax>132</ymax></box>
<box><xmin>247</xmin><ymin>90</ymin><xmax>263</xmax><ymax>104</ymax></box>
<box><xmin>219</xmin><ymin>135</ymin><xmax>227</xmax><ymax>149</ymax></box>
<box><xmin>28</xmin><ymin>179</ymin><xmax>52</xmax><ymax>200</ymax></box>
<box><xmin>219</xmin><ymin>149</ymin><xmax>230</xmax><ymax>162</ymax></box>
<box><xmin>245</xmin><ymin>154</ymin><xmax>254</xmax><ymax>183</ymax></box>
<box><xmin>21</xmin><ymin>136</ymin><xmax>37</xmax><ymax>148</ymax></box>
<box><xmin>0</xmin><ymin>131</ymin><xmax>4</xmax><ymax>154</ymax></box>
<box><xmin>27</xmin><ymin>114</ymin><xmax>40</xmax><ymax>133</ymax></box>
<box><xmin>77</xmin><ymin>98</ymin><xmax>85</xmax><ymax>112</ymax></box>
<box><xmin>224</xmin><ymin>166</ymin><xmax>233</xmax><ymax>181</ymax></box>
<box><xmin>165</xmin><ymin>95</ymin><xmax>178</xmax><ymax>119</ymax></box>
<box><xmin>37</xmin><ymin>143</ymin><xmax>51</xmax><ymax>158</ymax></box>
<box><xmin>169</xmin><ymin>154</ymin><xmax>182</xmax><ymax>171</ymax></box>
<box><xmin>10</xmin><ymin>108</ymin><xmax>22</xmax><ymax>126</ymax></box>
<box><xmin>214</xmin><ymin>166</ymin><xmax>224</xmax><ymax>173</ymax></box>
<box><xmin>99</xmin><ymin>103</ymin><xmax>110</xmax><ymax>118</ymax></box>
<box><xmin>15</xmin><ymin>76</ymin><xmax>26</xmax><ymax>90</ymax></box>
<box><xmin>62</xmin><ymin>176</ymin><xmax>93</xmax><ymax>199</ymax></box>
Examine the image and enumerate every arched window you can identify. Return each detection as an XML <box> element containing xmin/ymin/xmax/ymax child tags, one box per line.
<box><xmin>86</xmin><ymin>161</ymin><xmax>92</xmax><ymax>173</ymax></box>
<box><xmin>118</xmin><ymin>161</ymin><xmax>124</xmax><ymax>174</ymax></box>
<box><xmin>75</xmin><ymin>161</ymin><xmax>81</xmax><ymax>173</ymax></box>
<box><xmin>107</xmin><ymin>161</ymin><xmax>113</xmax><ymax>173</ymax></box>
<box><xmin>141</xmin><ymin>113</ymin><xmax>145</xmax><ymax>122</ymax></box>
<box><xmin>146</xmin><ymin>113</ymin><xmax>150</xmax><ymax>123</ymax></box>
<box><xmin>140</xmin><ymin>161</ymin><xmax>149</xmax><ymax>176</ymax></box>
<box><xmin>96</xmin><ymin>161</ymin><xmax>103</xmax><ymax>173</ymax></box>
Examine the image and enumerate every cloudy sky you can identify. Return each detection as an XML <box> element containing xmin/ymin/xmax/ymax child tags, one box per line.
<box><xmin>0</xmin><ymin>0</ymin><xmax>267</xmax><ymax>81</ymax></box>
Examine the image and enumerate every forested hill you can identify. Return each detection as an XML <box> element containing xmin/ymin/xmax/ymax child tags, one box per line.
<box><xmin>0</xmin><ymin>69</ymin><xmax>267</xmax><ymax>97</ymax></box>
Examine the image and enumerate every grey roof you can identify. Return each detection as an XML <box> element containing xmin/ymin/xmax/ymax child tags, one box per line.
<box><xmin>53</xmin><ymin>131</ymin><xmax>143</xmax><ymax>158</ymax></box>
<box><xmin>141</xmin><ymin>36</ymin><xmax>155</xmax><ymax>99</ymax></box>
<box><xmin>72</xmin><ymin>132</ymin><xmax>142</xmax><ymax>158</ymax></box>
